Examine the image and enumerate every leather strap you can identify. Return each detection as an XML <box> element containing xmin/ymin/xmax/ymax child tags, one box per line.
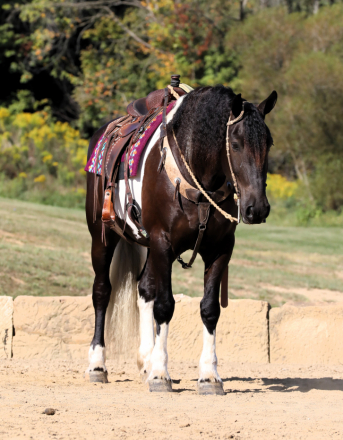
<box><xmin>220</xmin><ymin>265</ymin><xmax>229</xmax><ymax>308</ymax></box>
<box><xmin>93</xmin><ymin>115</ymin><xmax>125</xmax><ymax>223</ymax></box>
<box><xmin>123</xmin><ymin>109</ymin><xmax>159</xmax><ymax>240</ymax></box>
<box><xmin>160</xmin><ymin>87</ymin><xmax>169</xmax><ymax>139</ymax></box>
<box><xmin>161</xmin><ymin>136</ymin><xmax>231</xmax><ymax>204</ymax></box>
<box><xmin>102</xmin><ymin>187</ymin><xmax>115</xmax><ymax>223</ymax></box>
<box><xmin>177</xmin><ymin>203</ymin><xmax>211</xmax><ymax>269</ymax></box>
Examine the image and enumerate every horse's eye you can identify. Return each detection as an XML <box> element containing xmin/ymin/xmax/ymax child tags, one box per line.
<box><xmin>231</xmin><ymin>142</ymin><xmax>240</xmax><ymax>151</ymax></box>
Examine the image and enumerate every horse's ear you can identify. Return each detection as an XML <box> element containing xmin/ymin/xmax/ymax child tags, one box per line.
<box><xmin>231</xmin><ymin>93</ymin><xmax>243</xmax><ymax>118</ymax></box>
<box><xmin>257</xmin><ymin>91</ymin><xmax>277</xmax><ymax>116</ymax></box>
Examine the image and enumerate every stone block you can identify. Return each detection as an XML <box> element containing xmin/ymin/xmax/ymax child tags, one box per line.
<box><xmin>13</xmin><ymin>296</ymin><xmax>94</xmax><ymax>360</ymax></box>
<box><xmin>12</xmin><ymin>295</ymin><xmax>270</xmax><ymax>364</ymax></box>
<box><xmin>270</xmin><ymin>302</ymin><xmax>343</xmax><ymax>365</ymax></box>
<box><xmin>169</xmin><ymin>297</ymin><xmax>270</xmax><ymax>364</ymax></box>
<box><xmin>0</xmin><ymin>296</ymin><xmax>13</xmax><ymax>359</ymax></box>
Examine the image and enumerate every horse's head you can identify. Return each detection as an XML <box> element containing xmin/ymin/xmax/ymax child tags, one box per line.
<box><xmin>228</xmin><ymin>91</ymin><xmax>277</xmax><ymax>224</ymax></box>
<box><xmin>171</xmin><ymin>85</ymin><xmax>277</xmax><ymax>224</ymax></box>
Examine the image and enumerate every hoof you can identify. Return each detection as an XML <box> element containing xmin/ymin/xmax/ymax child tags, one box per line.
<box><xmin>148</xmin><ymin>379</ymin><xmax>173</xmax><ymax>393</ymax></box>
<box><xmin>198</xmin><ymin>381</ymin><xmax>225</xmax><ymax>395</ymax></box>
<box><xmin>89</xmin><ymin>370</ymin><xmax>108</xmax><ymax>383</ymax></box>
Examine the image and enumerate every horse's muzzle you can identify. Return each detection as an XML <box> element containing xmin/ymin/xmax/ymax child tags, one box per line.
<box><xmin>242</xmin><ymin>199</ymin><xmax>270</xmax><ymax>225</ymax></box>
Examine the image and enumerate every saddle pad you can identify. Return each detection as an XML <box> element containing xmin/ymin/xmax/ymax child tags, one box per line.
<box><xmin>85</xmin><ymin>101</ymin><xmax>176</xmax><ymax>178</ymax></box>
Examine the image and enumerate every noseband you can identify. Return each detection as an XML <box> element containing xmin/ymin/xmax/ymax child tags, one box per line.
<box><xmin>172</xmin><ymin>105</ymin><xmax>246</xmax><ymax>224</ymax></box>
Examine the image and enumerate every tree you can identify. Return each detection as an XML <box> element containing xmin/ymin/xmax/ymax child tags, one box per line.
<box><xmin>227</xmin><ymin>5</ymin><xmax>343</xmax><ymax>209</ymax></box>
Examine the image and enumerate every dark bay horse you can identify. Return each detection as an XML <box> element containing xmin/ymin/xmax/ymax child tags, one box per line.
<box><xmin>85</xmin><ymin>85</ymin><xmax>277</xmax><ymax>394</ymax></box>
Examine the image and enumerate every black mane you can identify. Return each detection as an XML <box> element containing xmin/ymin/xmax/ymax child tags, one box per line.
<box><xmin>171</xmin><ymin>85</ymin><xmax>272</xmax><ymax>164</ymax></box>
<box><xmin>171</xmin><ymin>85</ymin><xmax>235</xmax><ymax>162</ymax></box>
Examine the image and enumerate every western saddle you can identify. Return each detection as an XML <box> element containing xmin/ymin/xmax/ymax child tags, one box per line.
<box><xmin>97</xmin><ymin>75</ymin><xmax>189</xmax><ymax>244</ymax></box>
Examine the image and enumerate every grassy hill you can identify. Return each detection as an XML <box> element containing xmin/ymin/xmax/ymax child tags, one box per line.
<box><xmin>0</xmin><ymin>198</ymin><xmax>342</xmax><ymax>306</ymax></box>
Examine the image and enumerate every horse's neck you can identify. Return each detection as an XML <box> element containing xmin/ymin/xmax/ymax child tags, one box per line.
<box><xmin>183</xmin><ymin>132</ymin><xmax>227</xmax><ymax>192</ymax></box>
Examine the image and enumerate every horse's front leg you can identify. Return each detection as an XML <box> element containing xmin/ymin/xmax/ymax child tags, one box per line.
<box><xmin>137</xmin><ymin>268</ymin><xmax>155</xmax><ymax>382</ymax></box>
<box><xmin>86</xmin><ymin>220</ymin><xmax>118</xmax><ymax>383</ymax></box>
<box><xmin>198</xmin><ymin>251</ymin><xmax>232</xmax><ymax>395</ymax></box>
<box><xmin>138</xmin><ymin>233</ymin><xmax>175</xmax><ymax>392</ymax></box>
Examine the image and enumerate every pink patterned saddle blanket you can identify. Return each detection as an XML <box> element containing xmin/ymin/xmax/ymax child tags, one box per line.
<box><xmin>84</xmin><ymin>102</ymin><xmax>176</xmax><ymax>178</ymax></box>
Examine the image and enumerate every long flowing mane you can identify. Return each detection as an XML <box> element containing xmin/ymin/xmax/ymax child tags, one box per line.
<box><xmin>171</xmin><ymin>85</ymin><xmax>273</xmax><ymax>165</ymax></box>
<box><xmin>171</xmin><ymin>85</ymin><xmax>235</xmax><ymax>161</ymax></box>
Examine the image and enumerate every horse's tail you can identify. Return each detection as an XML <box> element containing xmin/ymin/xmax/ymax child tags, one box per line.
<box><xmin>105</xmin><ymin>239</ymin><xmax>147</xmax><ymax>364</ymax></box>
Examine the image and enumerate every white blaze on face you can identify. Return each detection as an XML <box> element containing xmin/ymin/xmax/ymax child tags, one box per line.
<box><xmin>87</xmin><ymin>344</ymin><xmax>107</xmax><ymax>372</ymax></box>
<box><xmin>199</xmin><ymin>326</ymin><xmax>222</xmax><ymax>383</ymax></box>
<box><xmin>137</xmin><ymin>295</ymin><xmax>155</xmax><ymax>375</ymax></box>
<box><xmin>147</xmin><ymin>323</ymin><xmax>171</xmax><ymax>381</ymax></box>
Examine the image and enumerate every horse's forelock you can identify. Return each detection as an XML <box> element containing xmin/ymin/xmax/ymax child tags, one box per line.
<box><xmin>243</xmin><ymin>104</ymin><xmax>271</xmax><ymax>168</ymax></box>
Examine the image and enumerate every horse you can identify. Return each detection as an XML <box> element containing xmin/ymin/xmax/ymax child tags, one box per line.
<box><xmin>85</xmin><ymin>85</ymin><xmax>277</xmax><ymax>394</ymax></box>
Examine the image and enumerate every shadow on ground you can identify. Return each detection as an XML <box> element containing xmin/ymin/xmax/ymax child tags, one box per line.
<box><xmin>223</xmin><ymin>377</ymin><xmax>343</xmax><ymax>393</ymax></box>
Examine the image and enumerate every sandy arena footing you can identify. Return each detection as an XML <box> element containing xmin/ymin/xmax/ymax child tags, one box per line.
<box><xmin>1</xmin><ymin>359</ymin><xmax>343</xmax><ymax>440</ymax></box>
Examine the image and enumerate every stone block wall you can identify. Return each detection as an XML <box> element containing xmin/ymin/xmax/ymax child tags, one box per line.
<box><xmin>0</xmin><ymin>296</ymin><xmax>13</xmax><ymax>359</ymax></box>
<box><xmin>13</xmin><ymin>295</ymin><xmax>94</xmax><ymax>360</ymax></box>
<box><xmin>1</xmin><ymin>294</ymin><xmax>343</xmax><ymax>365</ymax></box>
<box><xmin>270</xmin><ymin>303</ymin><xmax>343</xmax><ymax>365</ymax></box>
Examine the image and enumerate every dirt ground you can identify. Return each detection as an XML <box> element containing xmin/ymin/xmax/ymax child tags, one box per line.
<box><xmin>1</xmin><ymin>359</ymin><xmax>343</xmax><ymax>440</ymax></box>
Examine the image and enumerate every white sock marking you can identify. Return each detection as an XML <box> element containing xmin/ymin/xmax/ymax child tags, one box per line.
<box><xmin>199</xmin><ymin>326</ymin><xmax>222</xmax><ymax>383</ymax></box>
<box><xmin>137</xmin><ymin>295</ymin><xmax>155</xmax><ymax>375</ymax></box>
<box><xmin>86</xmin><ymin>344</ymin><xmax>107</xmax><ymax>373</ymax></box>
<box><xmin>148</xmin><ymin>323</ymin><xmax>170</xmax><ymax>382</ymax></box>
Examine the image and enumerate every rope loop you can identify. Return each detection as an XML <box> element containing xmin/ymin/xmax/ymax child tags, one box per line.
<box><xmin>227</xmin><ymin>109</ymin><xmax>244</xmax><ymax>126</ymax></box>
<box><xmin>170</xmin><ymin>103</ymin><xmax>245</xmax><ymax>224</ymax></box>
<box><xmin>172</xmin><ymin>130</ymin><xmax>238</xmax><ymax>223</ymax></box>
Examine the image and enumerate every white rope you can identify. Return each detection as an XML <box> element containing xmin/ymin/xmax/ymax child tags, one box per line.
<box><xmin>172</xmin><ymin>130</ymin><xmax>238</xmax><ymax>223</ymax></box>
<box><xmin>167</xmin><ymin>85</ymin><xmax>181</xmax><ymax>100</ymax></box>
<box><xmin>169</xmin><ymin>90</ymin><xmax>244</xmax><ymax>224</ymax></box>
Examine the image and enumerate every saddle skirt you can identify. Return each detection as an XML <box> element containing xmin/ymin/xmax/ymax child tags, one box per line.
<box><xmin>84</xmin><ymin>101</ymin><xmax>177</xmax><ymax>179</ymax></box>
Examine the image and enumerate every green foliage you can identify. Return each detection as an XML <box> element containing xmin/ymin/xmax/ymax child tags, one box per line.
<box><xmin>1</xmin><ymin>1</ymin><xmax>343</xmax><ymax>216</ymax></box>
<box><xmin>0</xmin><ymin>106</ymin><xmax>88</xmax><ymax>208</ymax></box>
<box><xmin>227</xmin><ymin>5</ymin><xmax>343</xmax><ymax>211</ymax></box>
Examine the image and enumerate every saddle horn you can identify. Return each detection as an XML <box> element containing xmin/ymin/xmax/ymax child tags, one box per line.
<box><xmin>170</xmin><ymin>75</ymin><xmax>181</xmax><ymax>87</ymax></box>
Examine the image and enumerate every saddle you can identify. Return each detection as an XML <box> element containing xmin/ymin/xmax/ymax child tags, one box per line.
<box><xmin>126</xmin><ymin>86</ymin><xmax>188</xmax><ymax>117</ymax></box>
<box><xmin>97</xmin><ymin>76</ymin><xmax>188</xmax><ymax>244</ymax></box>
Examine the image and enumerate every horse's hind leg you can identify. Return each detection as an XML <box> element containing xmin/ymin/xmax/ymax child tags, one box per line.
<box><xmin>86</xmin><ymin>220</ymin><xmax>119</xmax><ymax>383</ymax></box>
<box><xmin>198</xmin><ymin>250</ymin><xmax>232</xmax><ymax>395</ymax></box>
<box><xmin>137</xmin><ymin>270</ymin><xmax>155</xmax><ymax>382</ymax></box>
<box><xmin>138</xmin><ymin>234</ymin><xmax>175</xmax><ymax>391</ymax></box>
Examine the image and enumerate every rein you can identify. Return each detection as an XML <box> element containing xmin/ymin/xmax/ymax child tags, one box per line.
<box><xmin>171</xmin><ymin>106</ymin><xmax>245</xmax><ymax>224</ymax></box>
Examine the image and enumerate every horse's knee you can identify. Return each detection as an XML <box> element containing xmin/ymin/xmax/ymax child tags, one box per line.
<box><xmin>153</xmin><ymin>295</ymin><xmax>175</xmax><ymax>327</ymax></box>
<box><xmin>200</xmin><ymin>296</ymin><xmax>220</xmax><ymax>334</ymax></box>
<box><xmin>138</xmin><ymin>276</ymin><xmax>155</xmax><ymax>303</ymax></box>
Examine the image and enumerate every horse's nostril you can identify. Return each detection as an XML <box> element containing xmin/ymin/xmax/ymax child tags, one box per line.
<box><xmin>246</xmin><ymin>206</ymin><xmax>254</xmax><ymax>218</ymax></box>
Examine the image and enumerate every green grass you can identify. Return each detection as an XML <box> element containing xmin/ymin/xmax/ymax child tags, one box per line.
<box><xmin>173</xmin><ymin>223</ymin><xmax>343</xmax><ymax>305</ymax></box>
<box><xmin>0</xmin><ymin>197</ymin><xmax>342</xmax><ymax>306</ymax></box>
<box><xmin>0</xmin><ymin>198</ymin><xmax>91</xmax><ymax>298</ymax></box>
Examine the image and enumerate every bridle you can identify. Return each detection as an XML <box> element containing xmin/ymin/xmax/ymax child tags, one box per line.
<box><xmin>172</xmin><ymin>104</ymin><xmax>246</xmax><ymax>224</ymax></box>
<box><xmin>225</xmin><ymin>105</ymin><xmax>246</xmax><ymax>223</ymax></box>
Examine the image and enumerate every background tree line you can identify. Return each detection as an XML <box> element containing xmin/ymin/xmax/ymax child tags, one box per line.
<box><xmin>1</xmin><ymin>0</ymin><xmax>343</xmax><ymax>222</ymax></box>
